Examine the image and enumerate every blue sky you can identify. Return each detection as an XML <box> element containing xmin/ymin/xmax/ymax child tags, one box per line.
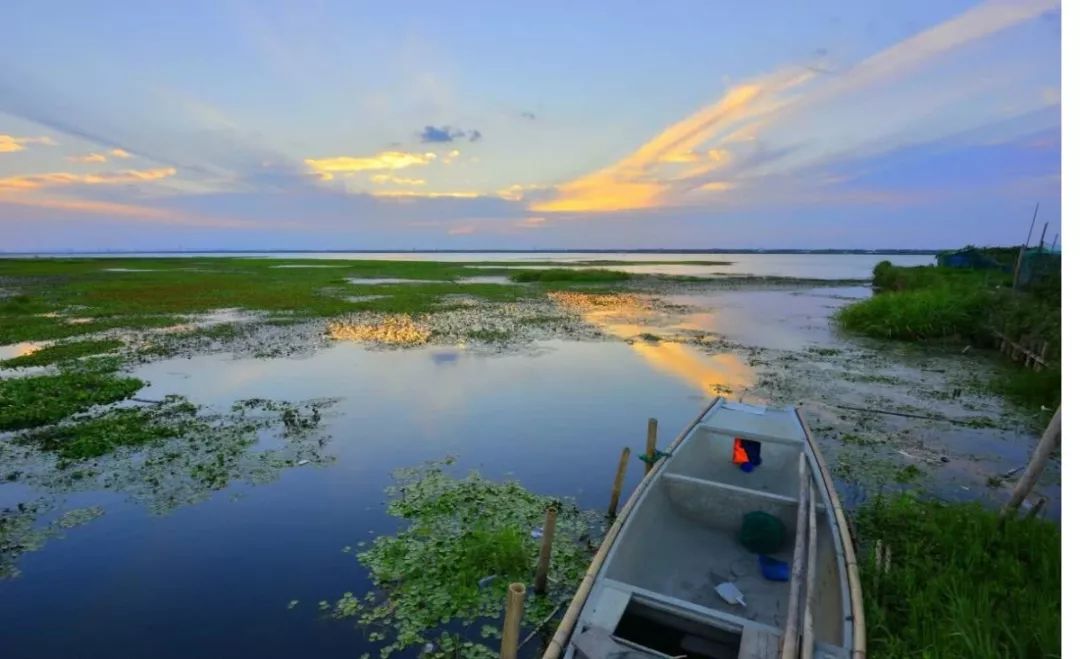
<box><xmin>0</xmin><ymin>0</ymin><xmax>1061</xmax><ymax>251</ymax></box>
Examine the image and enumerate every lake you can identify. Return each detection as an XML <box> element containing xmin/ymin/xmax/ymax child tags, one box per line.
<box><xmin>0</xmin><ymin>255</ymin><xmax>1040</xmax><ymax>659</ymax></box>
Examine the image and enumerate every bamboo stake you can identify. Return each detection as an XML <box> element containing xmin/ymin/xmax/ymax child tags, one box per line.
<box><xmin>644</xmin><ymin>418</ymin><xmax>658</xmax><ymax>475</ymax></box>
<box><xmin>1012</xmin><ymin>202</ymin><xmax>1039</xmax><ymax>289</ymax></box>
<box><xmin>801</xmin><ymin>487</ymin><xmax>818</xmax><ymax>659</ymax></box>
<box><xmin>500</xmin><ymin>583</ymin><xmax>527</xmax><ymax>659</ymax></box>
<box><xmin>607</xmin><ymin>448</ymin><xmax>631</xmax><ymax>517</ymax></box>
<box><xmin>796</xmin><ymin>408</ymin><xmax>865</xmax><ymax>658</ymax></box>
<box><xmin>782</xmin><ymin>454</ymin><xmax>809</xmax><ymax>659</ymax></box>
<box><xmin>1002</xmin><ymin>406</ymin><xmax>1061</xmax><ymax>514</ymax></box>
<box><xmin>534</xmin><ymin>507</ymin><xmax>558</xmax><ymax>594</ymax></box>
<box><xmin>541</xmin><ymin>399</ymin><xmax>718</xmax><ymax>659</ymax></box>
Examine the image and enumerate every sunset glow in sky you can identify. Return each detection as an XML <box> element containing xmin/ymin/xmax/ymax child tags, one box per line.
<box><xmin>1</xmin><ymin>1</ymin><xmax>1061</xmax><ymax>251</ymax></box>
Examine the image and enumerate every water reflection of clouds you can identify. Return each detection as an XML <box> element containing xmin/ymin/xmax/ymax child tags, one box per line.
<box><xmin>548</xmin><ymin>292</ymin><xmax>753</xmax><ymax>395</ymax></box>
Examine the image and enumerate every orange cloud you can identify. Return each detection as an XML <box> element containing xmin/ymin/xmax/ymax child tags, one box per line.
<box><xmin>534</xmin><ymin>0</ymin><xmax>1057</xmax><ymax>215</ymax></box>
<box><xmin>0</xmin><ymin>135</ymin><xmax>57</xmax><ymax>153</ymax></box>
<box><xmin>305</xmin><ymin>151</ymin><xmax>437</xmax><ymax>179</ymax></box>
<box><xmin>370</xmin><ymin>174</ymin><xmax>426</xmax><ymax>186</ymax></box>
<box><xmin>110</xmin><ymin>148</ymin><xmax>133</xmax><ymax>158</ymax></box>
<box><xmin>67</xmin><ymin>153</ymin><xmax>109</xmax><ymax>164</ymax></box>
<box><xmin>532</xmin><ymin>75</ymin><xmax>806</xmax><ymax>213</ymax></box>
<box><xmin>0</xmin><ymin>167</ymin><xmax>177</xmax><ymax>191</ymax></box>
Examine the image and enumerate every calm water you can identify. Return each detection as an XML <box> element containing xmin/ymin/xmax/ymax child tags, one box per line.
<box><xmin>1</xmin><ymin>341</ymin><xmax>717</xmax><ymax>658</ymax></box>
<box><xmin>8</xmin><ymin>252</ymin><xmax>935</xmax><ymax>280</ymax></box>
<box><xmin>0</xmin><ymin>276</ymin><xmax>1001</xmax><ymax>659</ymax></box>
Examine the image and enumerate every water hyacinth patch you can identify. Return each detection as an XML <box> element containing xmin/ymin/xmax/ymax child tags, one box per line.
<box><xmin>323</xmin><ymin>459</ymin><xmax>603</xmax><ymax>659</ymax></box>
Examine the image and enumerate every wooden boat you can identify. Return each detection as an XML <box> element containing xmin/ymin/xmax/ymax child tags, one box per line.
<box><xmin>542</xmin><ymin>398</ymin><xmax>864</xmax><ymax>659</ymax></box>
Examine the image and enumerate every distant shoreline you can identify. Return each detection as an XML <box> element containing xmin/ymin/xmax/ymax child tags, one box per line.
<box><xmin>0</xmin><ymin>248</ymin><xmax>941</xmax><ymax>256</ymax></box>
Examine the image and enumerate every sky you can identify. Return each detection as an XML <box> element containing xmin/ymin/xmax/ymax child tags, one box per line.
<box><xmin>0</xmin><ymin>0</ymin><xmax>1062</xmax><ymax>251</ymax></box>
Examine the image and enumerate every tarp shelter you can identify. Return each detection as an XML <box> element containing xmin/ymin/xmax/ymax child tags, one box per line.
<box><xmin>935</xmin><ymin>247</ymin><xmax>1006</xmax><ymax>270</ymax></box>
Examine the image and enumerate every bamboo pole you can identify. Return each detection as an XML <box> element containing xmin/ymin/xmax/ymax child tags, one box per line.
<box><xmin>1002</xmin><ymin>406</ymin><xmax>1061</xmax><ymax>514</ymax></box>
<box><xmin>1012</xmin><ymin>202</ymin><xmax>1039</xmax><ymax>289</ymax></box>
<box><xmin>801</xmin><ymin>487</ymin><xmax>818</xmax><ymax>659</ymax></box>
<box><xmin>541</xmin><ymin>399</ymin><xmax>719</xmax><ymax>659</ymax></box>
<box><xmin>796</xmin><ymin>408</ymin><xmax>865</xmax><ymax>658</ymax></box>
<box><xmin>644</xmin><ymin>417</ymin><xmax>658</xmax><ymax>475</ymax></box>
<box><xmin>782</xmin><ymin>454</ymin><xmax>809</xmax><ymax>659</ymax></box>
<box><xmin>500</xmin><ymin>583</ymin><xmax>527</xmax><ymax>659</ymax></box>
<box><xmin>534</xmin><ymin>507</ymin><xmax>558</xmax><ymax>594</ymax></box>
<box><xmin>607</xmin><ymin>447</ymin><xmax>631</xmax><ymax>517</ymax></box>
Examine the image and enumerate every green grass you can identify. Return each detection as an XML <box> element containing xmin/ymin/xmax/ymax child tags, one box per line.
<box><xmin>841</xmin><ymin>259</ymin><xmax>1060</xmax><ymax>420</ymax></box>
<box><xmin>990</xmin><ymin>365</ymin><xmax>1060</xmax><ymax>423</ymax></box>
<box><xmin>837</xmin><ymin>286</ymin><xmax>991</xmax><ymax>340</ymax></box>
<box><xmin>1</xmin><ymin>339</ymin><xmax>123</xmax><ymax>368</ymax></box>
<box><xmin>508</xmin><ymin>268</ymin><xmax>631</xmax><ymax>283</ymax></box>
<box><xmin>872</xmin><ymin>261</ymin><xmax>1009</xmax><ymax>291</ymax></box>
<box><xmin>22</xmin><ymin>406</ymin><xmax>182</xmax><ymax>460</ymax></box>
<box><xmin>0</xmin><ymin>370</ymin><xmax>143</xmax><ymax>431</ymax></box>
<box><xmin>858</xmin><ymin>495</ymin><xmax>1060</xmax><ymax>658</ymax></box>
<box><xmin>0</xmin><ymin>258</ymin><xmax>632</xmax><ymax>344</ymax></box>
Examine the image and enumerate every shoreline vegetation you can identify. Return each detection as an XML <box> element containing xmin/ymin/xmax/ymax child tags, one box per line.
<box><xmin>837</xmin><ymin>256</ymin><xmax>1060</xmax><ymax>422</ymax></box>
<box><xmin>0</xmin><ymin>254</ymin><xmax>1062</xmax><ymax>656</ymax></box>
<box><xmin>837</xmin><ymin>252</ymin><xmax>1061</xmax><ymax>657</ymax></box>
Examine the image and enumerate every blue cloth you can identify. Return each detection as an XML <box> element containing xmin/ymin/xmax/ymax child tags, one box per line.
<box><xmin>758</xmin><ymin>555</ymin><xmax>790</xmax><ymax>582</ymax></box>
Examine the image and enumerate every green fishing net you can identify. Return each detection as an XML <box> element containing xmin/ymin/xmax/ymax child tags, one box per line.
<box><xmin>739</xmin><ymin>511</ymin><xmax>786</xmax><ymax>554</ymax></box>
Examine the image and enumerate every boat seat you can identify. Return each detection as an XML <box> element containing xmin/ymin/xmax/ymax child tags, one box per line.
<box><xmin>698</xmin><ymin>424</ymin><xmax>805</xmax><ymax>447</ymax></box>
<box><xmin>737</xmin><ymin>627</ymin><xmax>781</xmax><ymax>659</ymax></box>
<box><xmin>573</xmin><ymin>628</ymin><xmax>661</xmax><ymax>659</ymax></box>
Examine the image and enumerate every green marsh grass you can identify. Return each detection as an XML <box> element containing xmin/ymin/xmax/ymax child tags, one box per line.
<box><xmin>508</xmin><ymin>268</ymin><xmax>631</xmax><ymax>283</ymax></box>
<box><xmin>1</xmin><ymin>339</ymin><xmax>123</xmax><ymax>368</ymax></box>
<box><xmin>859</xmin><ymin>495</ymin><xmax>1060</xmax><ymax>658</ymax></box>
<box><xmin>0</xmin><ymin>370</ymin><xmax>143</xmax><ymax>431</ymax></box>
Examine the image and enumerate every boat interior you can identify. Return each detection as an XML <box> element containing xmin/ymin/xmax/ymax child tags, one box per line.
<box><xmin>568</xmin><ymin>401</ymin><xmax>852</xmax><ymax>659</ymax></box>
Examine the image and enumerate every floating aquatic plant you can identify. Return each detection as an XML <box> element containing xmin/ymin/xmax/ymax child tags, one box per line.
<box><xmin>323</xmin><ymin>459</ymin><xmax>603</xmax><ymax>659</ymax></box>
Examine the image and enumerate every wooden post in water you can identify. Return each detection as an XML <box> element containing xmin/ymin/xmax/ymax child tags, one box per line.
<box><xmin>534</xmin><ymin>507</ymin><xmax>558</xmax><ymax>594</ymax></box>
<box><xmin>1002</xmin><ymin>406</ymin><xmax>1061</xmax><ymax>515</ymax></box>
<box><xmin>608</xmin><ymin>448</ymin><xmax>631</xmax><ymax>517</ymax></box>
<box><xmin>644</xmin><ymin>418</ymin><xmax>658</xmax><ymax>475</ymax></box>
<box><xmin>500</xmin><ymin>582</ymin><xmax>527</xmax><ymax>659</ymax></box>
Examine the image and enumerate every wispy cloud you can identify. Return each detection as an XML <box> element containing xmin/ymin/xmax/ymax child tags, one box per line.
<box><xmin>67</xmin><ymin>153</ymin><xmax>108</xmax><ymax>164</ymax></box>
<box><xmin>0</xmin><ymin>167</ymin><xmax>177</xmax><ymax>191</ymax></box>
<box><xmin>534</xmin><ymin>0</ymin><xmax>1059</xmax><ymax>214</ymax></box>
<box><xmin>370</xmin><ymin>189</ymin><xmax>480</xmax><ymax>199</ymax></box>
<box><xmin>0</xmin><ymin>134</ymin><xmax>57</xmax><ymax>153</ymax></box>
<box><xmin>305</xmin><ymin>151</ymin><xmax>437</xmax><ymax>180</ymax></box>
<box><xmin>370</xmin><ymin>174</ymin><xmax>426</xmax><ymax>186</ymax></box>
<box><xmin>418</xmin><ymin>125</ymin><xmax>481</xmax><ymax>143</ymax></box>
<box><xmin>0</xmin><ymin>194</ymin><xmax>292</xmax><ymax>229</ymax></box>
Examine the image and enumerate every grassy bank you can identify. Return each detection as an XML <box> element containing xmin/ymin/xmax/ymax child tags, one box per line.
<box><xmin>0</xmin><ymin>258</ymin><xmax>641</xmax><ymax>344</ymax></box>
<box><xmin>837</xmin><ymin>259</ymin><xmax>1060</xmax><ymax>416</ymax></box>
<box><xmin>859</xmin><ymin>495</ymin><xmax>1060</xmax><ymax>658</ymax></box>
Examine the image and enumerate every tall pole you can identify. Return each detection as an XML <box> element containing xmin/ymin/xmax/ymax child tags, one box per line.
<box><xmin>1012</xmin><ymin>202</ymin><xmax>1039</xmax><ymax>289</ymax></box>
<box><xmin>1002</xmin><ymin>406</ymin><xmax>1061</xmax><ymax>515</ymax></box>
<box><xmin>1038</xmin><ymin>222</ymin><xmax>1048</xmax><ymax>252</ymax></box>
